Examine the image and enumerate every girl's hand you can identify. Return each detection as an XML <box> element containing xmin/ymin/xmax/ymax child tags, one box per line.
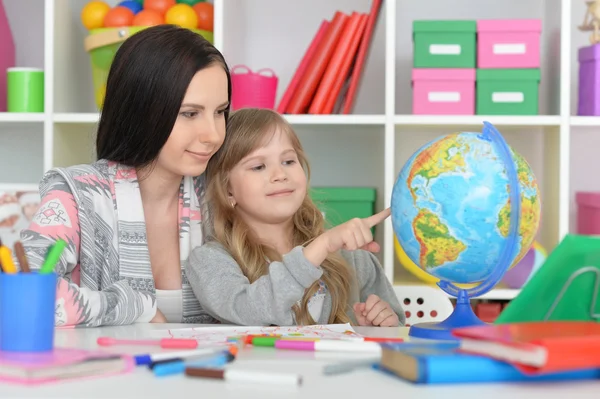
<box><xmin>303</xmin><ymin>208</ymin><xmax>390</xmax><ymax>266</ymax></box>
<box><xmin>353</xmin><ymin>294</ymin><xmax>400</xmax><ymax>327</ymax></box>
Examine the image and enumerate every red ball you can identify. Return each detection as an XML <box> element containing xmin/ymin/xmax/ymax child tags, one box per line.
<box><xmin>103</xmin><ymin>6</ymin><xmax>135</xmax><ymax>27</ymax></box>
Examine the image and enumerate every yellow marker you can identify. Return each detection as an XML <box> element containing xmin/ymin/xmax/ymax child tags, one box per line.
<box><xmin>0</xmin><ymin>246</ymin><xmax>17</xmax><ymax>274</ymax></box>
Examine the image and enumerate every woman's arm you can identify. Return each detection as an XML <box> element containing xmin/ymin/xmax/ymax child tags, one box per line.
<box><xmin>20</xmin><ymin>171</ymin><xmax>157</xmax><ymax>327</ymax></box>
<box><xmin>185</xmin><ymin>242</ymin><xmax>323</xmax><ymax>326</ymax></box>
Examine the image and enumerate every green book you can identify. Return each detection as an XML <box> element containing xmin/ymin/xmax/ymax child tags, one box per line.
<box><xmin>496</xmin><ymin>234</ymin><xmax>600</xmax><ymax>324</ymax></box>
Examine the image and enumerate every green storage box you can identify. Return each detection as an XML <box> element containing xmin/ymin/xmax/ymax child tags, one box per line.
<box><xmin>310</xmin><ymin>187</ymin><xmax>376</xmax><ymax>230</ymax></box>
<box><xmin>413</xmin><ymin>20</ymin><xmax>477</xmax><ymax>68</ymax></box>
<box><xmin>476</xmin><ymin>69</ymin><xmax>540</xmax><ymax>115</ymax></box>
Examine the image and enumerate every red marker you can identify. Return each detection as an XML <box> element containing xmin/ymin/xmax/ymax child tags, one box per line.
<box><xmin>97</xmin><ymin>337</ymin><xmax>198</xmax><ymax>349</ymax></box>
<box><xmin>360</xmin><ymin>337</ymin><xmax>404</xmax><ymax>343</ymax></box>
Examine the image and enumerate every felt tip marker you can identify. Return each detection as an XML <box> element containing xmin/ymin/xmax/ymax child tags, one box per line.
<box><xmin>275</xmin><ymin>340</ymin><xmax>382</xmax><ymax>354</ymax></box>
<box><xmin>185</xmin><ymin>368</ymin><xmax>303</xmax><ymax>387</ymax></box>
<box><xmin>134</xmin><ymin>346</ymin><xmax>231</xmax><ymax>366</ymax></box>
<box><xmin>152</xmin><ymin>352</ymin><xmax>235</xmax><ymax>377</ymax></box>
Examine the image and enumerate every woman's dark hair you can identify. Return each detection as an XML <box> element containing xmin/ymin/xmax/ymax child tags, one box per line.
<box><xmin>96</xmin><ymin>24</ymin><xmax>231</xmax><ymax>168</ymax></box>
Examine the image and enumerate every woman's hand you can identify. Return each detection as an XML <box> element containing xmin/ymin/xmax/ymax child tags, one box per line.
<box><xmin>353</xmin><ymin>294</ymin><xmax>400</xmax><ymax>327</ymax></box>
<box><xmin>150</xmin><ymin>309</ymin><xmax>167</xmax><ymax>323</ymax></box>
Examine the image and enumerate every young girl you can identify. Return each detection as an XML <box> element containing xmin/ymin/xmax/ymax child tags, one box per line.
<box><xmin>186</xmin><ymin>108</ymin><xmax>405</xmax><ymax>327</ymax></box>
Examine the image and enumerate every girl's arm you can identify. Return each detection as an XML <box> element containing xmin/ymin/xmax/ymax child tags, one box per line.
<box><xmin>20</xmin><ymin>172</ymin><xmax>157</xmax><ymax>327</ymax></box>
<box><xmin>185</xmin><ymin>242</ymin><xmax>323</xmax><ymax>326</ymax></box>
<box><xmin>345</xmin><ymin>249</ymin><xmax>406</xmax><ymax>326</ymax></box>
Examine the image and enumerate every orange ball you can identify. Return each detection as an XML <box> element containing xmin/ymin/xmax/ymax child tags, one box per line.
<box><xmin>143</xmin><ymin>0</ymin><xmax>176</xmax><ymax>15</ymax></box>
<box><xmin>132</xmin><ymin>9</ymin><xmax>164</xmax><ymax>26</ymax></box>
<box><xmin>192</xmin><ymin>2</ymin><xmax>213</xmax><ymax>32</ymax></box>
<box><xmin>165</xmin><ymin>4</ymin><xmax>197</xmax><ymax>29</ymax></box>
<box><xmin>103</xmin><ymin>6</ymin><xmax>135</xmax><ymax>27</ymax></box>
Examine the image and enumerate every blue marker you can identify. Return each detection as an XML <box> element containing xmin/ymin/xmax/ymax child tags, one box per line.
<box><xmin>152</xmin><ymin>352</ymin><xmax>235</xmax><ymax>377</ymax></box>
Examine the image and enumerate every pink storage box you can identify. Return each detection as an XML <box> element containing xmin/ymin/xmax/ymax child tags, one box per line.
<box><xmin>477</xmin><ymin>19</ymin><xmax>541</xmax><ymax>68</ymax></box>
<box><xmin>412</xmin><ymin>68</ymin><xmax>475</xmax><ymax>115</ymax></box>
<box><xmin>576</xmin><ymin>192</ymin><xmax>600</xmax><ymax>235</ymax></box>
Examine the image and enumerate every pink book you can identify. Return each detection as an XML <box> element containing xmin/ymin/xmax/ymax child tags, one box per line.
<box><xmin>0</xmin><ymin>347</ymin><xmax>134</xmax><ymax>385</ymax></box>
<box><xmin>276</xmin><ymin>19</ymin><xmax>330</xmax><ymax>114</ymax></box>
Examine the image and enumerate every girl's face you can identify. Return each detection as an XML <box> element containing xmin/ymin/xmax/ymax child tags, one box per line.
<box><xmin>227</xmin><ymin>128</ymin><xmax>307</xmax><ymax>227</ymax></box>
<box><xmin>157</xmin><ymin>64</ymin><xmax>229</xmax><ymax>178</ymax></box>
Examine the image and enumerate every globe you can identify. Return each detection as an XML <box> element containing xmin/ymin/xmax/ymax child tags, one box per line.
<box><xmin>391</xmin><ymin>122</ymin><xmax>541</xmax><ymax>339</ymax></box>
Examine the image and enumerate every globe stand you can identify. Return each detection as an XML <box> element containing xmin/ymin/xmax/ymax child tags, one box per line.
<box><xmin>400</xmin><ymin>121</ymin><xmax>523</xmax><ymax>341</ymax></box>
<box><xmin>408</xmin><ymin>289</ymin><xmax>486</xmax><ymax>340</ymax></box>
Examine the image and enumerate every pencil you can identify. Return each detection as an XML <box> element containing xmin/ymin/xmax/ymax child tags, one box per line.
<box><xmin>0</xmin><ymin>245</ymin><xmax>17</xmax><ymax>274</ymax></box>
<box><xmin>13</xmin><ymin>241</ymin><xmax>30</xmax><ymax>273</ymax></box>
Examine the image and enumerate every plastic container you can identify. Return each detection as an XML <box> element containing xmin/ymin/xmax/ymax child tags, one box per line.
<box><xmin>576</xmin><ymin>192</ymin><xmax>600</xmax><ymax>235</ymax></box>
<box><xmin>476</xmin><ymin>68</ymin><xmax>540</xmax><ymax>115</ymax></box>
<box><xmin>412</xmin><ymin>20</ymin><xmax>477</xmax><ymax>68</ymax></box>
<box><xmin>412</xmin><ymin>68</ymin><xmax>475</xmax><ymax>115</ymax></box>
<box><xmin>84</xmin><ymin>27</ymin><xmax>214</xmax><ymax>110</ymax></box>
<box><xmin>0</xmin><ymin>272</ymin><xmax>57</xmax><ymax>352</ymax></box>
<box><xmin>578</xmin><ymin>44</ymin><xmax>600</xmax><ymax>116</ymax></box>
<box><xmin>477</xmin><ymin>19</ymin><xmax>542</xmax><ymax>68</ymax></box>
<box><xmin>230</xmin><ymin>65</ymin><xmax>278</xmax><ymax>110</ymax></box>
<box><xmin>310</xmin><ymin>187</ymin><xmax>376</xmax><ymax>231</ymax></box>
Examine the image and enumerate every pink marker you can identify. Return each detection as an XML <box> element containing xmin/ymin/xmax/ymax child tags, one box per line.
<box><xmin>275</xmin><ymin>339</ymin><xmax>381</xmax><ymax>354</ymax></box>
<box><xmin>97</xmin><ymin>337</ymin><xmax>198</xmax><ymax>349</ymax></box>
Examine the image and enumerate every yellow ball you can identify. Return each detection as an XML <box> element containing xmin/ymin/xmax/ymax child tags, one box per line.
<box><xmin>81</xmin><ymin>1</ymin><xmax>111</xmax><ymax>30</ymax></box>
<box><xmin>165</xmin><ymin>4</ymin><xmax>198</xmax><ymax>29</ymax></box>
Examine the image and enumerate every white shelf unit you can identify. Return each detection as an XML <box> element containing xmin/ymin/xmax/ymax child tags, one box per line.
<box><xmin>2</xmin><ymin>0</ymin><xmax>598</xmax><ymax>301</ymax></box>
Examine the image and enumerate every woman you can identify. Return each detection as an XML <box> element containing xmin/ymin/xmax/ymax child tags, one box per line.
<box><xmin>20</xmin><ymin>25</ymin><xmax>231</xmax><ymax>327</ymax></box>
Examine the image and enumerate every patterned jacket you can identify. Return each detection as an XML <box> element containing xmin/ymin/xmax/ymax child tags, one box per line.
<box><xmin>20</xmin><ymin>159</ymin><xmax>215</xmax><ymax>327</ymax></box>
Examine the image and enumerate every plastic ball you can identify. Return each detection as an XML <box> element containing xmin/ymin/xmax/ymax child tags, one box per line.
<box><xmin>118</xmin><ymin>0</ymin><xmax>143</xmax><ymax>14</ymax></box>
<box><xmin>143</xmin><ymin>0</ymin><xmax>176</xmax><ymax>15</ymax></box>
<box><xmin>193</xmin><ymin>2</ymin><xmax>213</xmax><ymax>32</ymax></box>
<box><xmin>81</xmin><ymin>1</ymin><xmax>111</xmax><ymax>30</ymax></box>
<box><xmin>103</xmin><ymin>6</ymin><xmax>135</xmax><ymax>27</ymax></box>
<box><xmin>165</xmin><ymin>4</ymin><xmax>198</xmax><ymax>29</ymax></box>
<box><xmin>132</xmin><ymin>9</ymin><xmax>164</xmax><ymax>26</ymax></box>
<box><xmin>176</xmin><ymin>0</ymin><xmax>203</xmax><ymax>6</ymax></box>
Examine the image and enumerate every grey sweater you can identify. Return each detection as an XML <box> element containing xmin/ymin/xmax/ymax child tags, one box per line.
<box><xmin>185</xmin><ymin>241</ymin><xmax>405</xmax><ymax>326</ymax></box>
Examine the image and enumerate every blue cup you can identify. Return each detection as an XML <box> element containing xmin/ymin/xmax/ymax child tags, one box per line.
<box><xmin>0</xmin><ymin>272</ymin><xmax>57</xmax><ymax>352</ymax></box>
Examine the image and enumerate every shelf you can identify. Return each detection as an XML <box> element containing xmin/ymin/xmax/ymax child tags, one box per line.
<box><xmin>284</xmin><ymin>114</ymin><xmax>386</xmax><ymax>125</ymax></box>
<box><xmin>570</xmin><ymin>116</ymin><xmax>600</xmax><ymax>126</ymax></box>
<box><xmin>0</xmin><ymin>113</ymin><xmax>45</xmax><ymax>123</ymax></box>
<box><xmin>394</xmin><ymin>115</ymin><xmax>561</xmax><ymax>127</ymax></box>
<box><xmin>53</xmin><ymin>113</ymin><xmax>99</xmax><ymax>123</ymax></box>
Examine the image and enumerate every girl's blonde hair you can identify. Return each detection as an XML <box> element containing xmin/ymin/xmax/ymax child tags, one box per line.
<box><xmin>205</xmin><ymin>108</ymin><xmax>354</xmax><ymax>325</ymax></box>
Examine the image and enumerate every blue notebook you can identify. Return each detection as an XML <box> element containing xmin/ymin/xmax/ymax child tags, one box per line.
<box><xmin>378</xmin><ymin>342</ymin><xmax>600</xmax><ymax>384</ymax></box>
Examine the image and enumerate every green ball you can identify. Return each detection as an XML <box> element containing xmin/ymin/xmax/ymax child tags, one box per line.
<box><xmin>176</xmin><ymin>0</ymin><xmax>204</xmax><ymax>5</ymax></box>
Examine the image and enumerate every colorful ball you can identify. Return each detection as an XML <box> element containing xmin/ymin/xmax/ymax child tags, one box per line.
<box><xmin>192</xmin><ymin>2</ymin><xmax>213</xmax><ymax>32</ymax></box>
<box><xmin>177</xmin><ymin>0</ymin><xmax>203</xmax><ymax>6</ymax></box>
<box><xmin>132</xmin><ymin>9</ymin><xmax>164</xmax><ymax>26</ymax></box>
<box><xmin>81</xmin><ymin>1</ymin><xmax>111</xmax><ymax>30</ymax></box>
<box><xmin>118</xmin><ymin>0</ymin><xmax>143</xmax><ymax>14</ymax></box>
<box><xmin>165</xmin><ymin>4</ymin><xmax>198</xmax><ymax>29</ymax></box>
<box><xmin>103</xmin><ymin>6</ymin><xmax>135</xmax><ymax>27</ymax></box>
<box><xmin>143</xmin><ymin>0</ymin><xmax>176</xmax><ymax>15</ymax></box>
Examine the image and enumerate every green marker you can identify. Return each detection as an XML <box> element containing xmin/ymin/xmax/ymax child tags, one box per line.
<box><xmin>39</xmin><ymin>239</ymin><xmax>67</xmax><ymax>274</ymax></box>
<box><xmin>251</xmin><ymin>337</ymin><xmax>278</xmax><ymax>347</ymax></box>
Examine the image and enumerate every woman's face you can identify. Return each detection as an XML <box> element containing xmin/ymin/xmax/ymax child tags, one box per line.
<box><xmin>157</xmin><ymin>64</ymin><xmax>229</xmax><ymax>177</ymax></box>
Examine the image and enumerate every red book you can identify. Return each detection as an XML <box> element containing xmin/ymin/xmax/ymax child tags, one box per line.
<box><xmin>341</xmin><ymin>0</ymin><xmax>382</xmax><ymax>114</ymax></box>
<box><xmin>452</xmin><ymin>321</ymin><xmax>600</xmax><ymax>374</ymax></box>
<box><xmin>308</xmin><ymin>12</ymin><xmax>362</xmax><ymax>114</ymax></box>
<box><xmin>322</xmin><ymin>13</ymin><xmax>368</xmax><ymax>114</ymax></box>
<box><xmin>285</xmin><ymin>11</ymin><xmax>348</xmax><ymax>114</ymax></box>
<box><xmin>276</xmin><ymin>19</ymin><xmax>330</xmax><ymax>114</ymax></box>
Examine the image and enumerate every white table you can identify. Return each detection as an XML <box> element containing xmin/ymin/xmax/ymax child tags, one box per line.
<box><xmin>0</xmin><ymin>323</ymin><xmax>598</xmax><ymax>398</ymax></box>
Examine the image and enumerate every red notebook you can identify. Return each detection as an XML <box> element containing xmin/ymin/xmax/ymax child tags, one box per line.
<box><xmin>285</xmin><ymin>11</ymin><xmax>348</xmax><ymax>114</ymax></box>
<box><xmin>341</xmin><ymin>0</ymin><xmax>382</xmax><ymax>114</ymax></box>
<box><xmin>452</xmin><ymin>321</ymin><xmax>600</xmax><ymax>374</ymax></box>
<box><xmin>276</xmin><ymin>19</ymin><xmax>330</xmax><ymax>114</ymax></box>
<box><xmin>308</xmin><ymin>12</ymin><xmax>363</xmax><ymax>114</ymax></box>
